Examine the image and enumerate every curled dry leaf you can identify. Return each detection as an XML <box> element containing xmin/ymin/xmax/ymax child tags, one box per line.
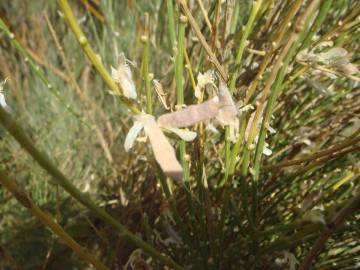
<box><xmin>216</xmin><ymin>82</ymin><xmax>239</xmax><ymax>141</ymax></box>
<box><xmin>111</xmin><ymin>53</ymin><xmax>137</xmax><ymax>99</ymax></box>
<box><xmin>157</xmin><ymin>96</ymin><xmax>220</xmax><ymax>128</ymax></box>
<box><xmin>304</xmin><ymin>76</ymin><xmax>333</xmax><ymax>97</ymax></box>
<box><xmin>194</xmin><ymin>70</ymin><xmax>216</xmax><ymax>99</ymax></box>
<box><xmin>333</xmin><ymin>62</ymin><xmax>359</xmax><ymax>75</ymax></box>
<box><xmin>283</xmin><ymin>251</ymin><xmax>299</xmax><ymax>270</ymax></box>
<box><xmin>141</xmin><ymin>114</ymin><xmax>183</xmax><ymax>181</ymax></box>
<box><xmin>317</xmin><ymin>47</ymin><xmax>348</xmax><ymax>63</ymax></box>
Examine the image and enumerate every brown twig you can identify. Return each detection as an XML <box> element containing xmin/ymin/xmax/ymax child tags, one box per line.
<box><xmin>299</xmin><ymin>191</ymin><xmax>360</xmax><ymax>270</ymax></box>
<box><xmin>264</xmin><ymin>136</ymin><xmax>360</xmax><ymax>170</ymax></box>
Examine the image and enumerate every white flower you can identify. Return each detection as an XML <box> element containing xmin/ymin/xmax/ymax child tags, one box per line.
<box><xmin>111</xmin><ymin>53</ymin><xmax>137</xmax><ymax>99</ymax></box>
<box><xmin>124</xmin><ymin>113</ymin><xmax>183</xmax><ymax>181</ymax></box>
<box><xmin>124</xmin><ymin>120</ymin><xmax>144</xmax><ymax>152</ymax></box>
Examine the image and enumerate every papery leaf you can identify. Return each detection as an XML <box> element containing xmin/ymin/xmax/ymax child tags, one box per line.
<box><xmin>283</xmin><ymin>251</ymin><xmax>299</xmax><ymax>270</ymax></box>
<box><xmin>333</xmin><ymin>62</ymin><xmax>359</xmax><ymax>75</ymax></box>
<box><xmin>157</xmin><ymin>97</ymin><xmax>219</xmax><ymax>128</ymax></box>
<box><xmin>124</xmin><ymin>120</ymin><xmax>144</xmax><ymax>152</ymax></box>
<box><xmin>216</xmin><ymin>82</ymin><xmax>239</xmax><ymax>141</ymax></box>
<box><xmin>141</xmin><ymin>114</ymin><xmax>183</xmax><ymax>181</ymax></box>
<box><xmin>301</xmin><ymin>209</ymin><xmax>326</xmax><ymax>225</ymax></box>
<box><xmin>194</xmin><ymin>70</ymin><xmax>215</xmax><ymax>99</ymax></box>
<box><xmin>305</xmin><ymin>76</ymin><xmax>333</xmax><ymax>97</ymax></box>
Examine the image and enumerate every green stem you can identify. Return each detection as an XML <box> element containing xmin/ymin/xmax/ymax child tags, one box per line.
<box><xmin>142</xmin><ymin>35</ymin><xmax>152</xmax><ymax>114</ymax></box>
<box><xmin>229</xmin><ymin>0</ymin><xmax>263</xmax><ymax>94</ymax></box>
<box><xmin>166</xmin><ymin>0</ymin><xmax>177</xmax><ymax>51</ymax></box>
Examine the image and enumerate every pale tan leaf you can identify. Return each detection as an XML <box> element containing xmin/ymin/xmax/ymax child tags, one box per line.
<box><xmin>194</xmin><ymin>70</ymin><xmax>215</xmax><ymax>99</ymax></box>
<box><xmin>157</xmin><ymin>97</ymin><xmax>219</xmax><ymax>128</ymax></box>
<box><xmin>140</xmin><ymin>114</ymin><xmax>183</xmax><ymax>181</ymax></box>
<box><xmin>333</xmin><ymin>62</ymin><xmax>359</xmax><ymax>75</ymax></box>
<box><xmin>318</xmin><ymin>47</ymin><xmax>348</xmax><ymax>63</ymax></box>
<box><xmin>216</xmin><ymin>82</ymin><xmax>239</xmax><ymax>141</ymax></box>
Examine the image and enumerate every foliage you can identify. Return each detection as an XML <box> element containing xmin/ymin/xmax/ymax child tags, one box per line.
<box><xmin>0</xmin><ymin>0</ymin><xmax>359</xmax><ymax>269</ymax></box>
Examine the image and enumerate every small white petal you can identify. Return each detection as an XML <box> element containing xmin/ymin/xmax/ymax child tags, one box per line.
<box><xmin>263</xmin><ymin>147</ymin><xmax>272</xmax><ymax>156</ymax></box>
<box><xmin>0</xmin><ymin>92</ymin><xmax>8</xmax><ymax>109</ymax></box>
<box><xmin>194</xmin><ymin>70</ymin><xmax>215</xmax><ymax>99</ymax></box>
<box><xmin>268</xmin><ymin>125</ymin><xmax>276</xmax><ymax>134</ymax></box>
<box><xmin>112</xmin><ymin>54</ymin><xmax>137</xmax><ymax>99</ymax></box>
<box><xmin>124</xmin><ymin>121</ymin><xmax>144</xmax><ymax>152</ymax></box>
<box><xmin>166</xmin><ymin>127</ymin><xmax>197</xmax><ymax>141</ymax></box>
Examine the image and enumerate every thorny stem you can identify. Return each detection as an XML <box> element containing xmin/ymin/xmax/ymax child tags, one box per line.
<box><xmin>0</xmin><ymin>170</ymin><xmax>110</xmax><ymax>270</ymax></box>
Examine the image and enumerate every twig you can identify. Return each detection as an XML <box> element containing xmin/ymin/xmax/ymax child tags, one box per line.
<box><xmin>0</xmin><ymin>170</ymin><xmax>110</xmax><ymax>270</ymax></box>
